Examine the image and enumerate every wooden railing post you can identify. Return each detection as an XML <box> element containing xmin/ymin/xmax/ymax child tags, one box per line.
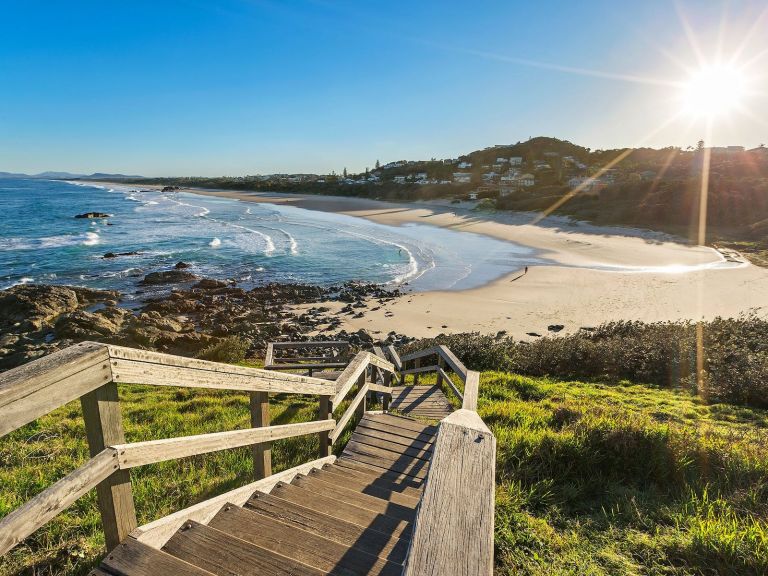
<box><xmin>318</xmin><ymin>395</ymin><xmax>332</xmax><ymax>457</ymax></box>
<box><xmin>413</xmin><ymin>357</ymin><xmax>421</xmax><ymax>385</ymax></box>
<box><xmin>249</xmin><ymin>391</ymin><xmax>272</xmax><ymax>479</ymax></box>
<box><xmin>80</xmin><ymin>381</ymin><xmax>137</xmax><ymax>550</ymax></box>
<box><xmin>382</xmin><ymin>370</ymin><xmax>391</xmax><ymax>412</ymax></box>
<box><xmin>356</xmin><ymin>372</ymin><xmax>367</xmax><ymax>418</ymax></box>
<box><xmin>436</xmin><ymin>355</ymin><xmax>445</xmax><ymax>387</ymax></box>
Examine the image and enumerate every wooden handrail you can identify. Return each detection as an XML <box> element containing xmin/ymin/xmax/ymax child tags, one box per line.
<box><xmin>403</xmin><ymin>409</ymin><xmax>495</xmax><ymax>576</ymax></box>
<box><xmin>112</xmin><ymin>420</ymin><xmax>336</xmax><ymax>468</ymax></box>
<box><xmin>332</xmin><ymin>351</ymin><xmax>394</xmax><ymax>408</ymax></box>
<box><xmin>0</xmin><ymin>342</ymin><xmax>111</xmax><ymax>437</ymax></box>
<box><xmin>330</xmin><ymin>383</ymin><xmax>369</xmax><ymax>443</ymax></box>
<box><xmin>0</xmin><ymin>341</ymin><xmax>345</xmax><ymax>556</ymax></box>
<box><xmin>108</xmin><ymin>345</ymin><xmax>334</xmax><ymax>395</ymax></box>
<box><xmin>0</xmin><ymin>448</ymin><xmax>119</xmax><ymax>555</ymax></box>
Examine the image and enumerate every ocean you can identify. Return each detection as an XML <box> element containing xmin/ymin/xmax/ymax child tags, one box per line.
<box><xmin>0</xmin><ymin>179</ymin><xmax>541</xmax><ymax>300</ymax></box>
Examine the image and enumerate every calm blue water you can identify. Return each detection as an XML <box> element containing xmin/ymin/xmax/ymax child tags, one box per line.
<box><xmin>0</xmin><ymin>179</ymin><xmax>542</xmax><ymax>299</ymax></box>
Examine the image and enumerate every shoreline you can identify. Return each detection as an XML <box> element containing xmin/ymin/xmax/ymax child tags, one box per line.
<box><xmin>90</xmin><ymin>182</ymin><xmax>768</xmax><ymax>339</ymax></box>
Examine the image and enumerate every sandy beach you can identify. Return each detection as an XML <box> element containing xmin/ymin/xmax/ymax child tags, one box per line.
<box><xmin>103</xmin><ymin>184</ymin><xmax>768</xmax><ymax>339</ymax></box>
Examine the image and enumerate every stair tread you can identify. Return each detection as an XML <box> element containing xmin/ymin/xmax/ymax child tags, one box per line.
<box><xmin>163</xmin><ymin>520</ymin><xmax>322</xmax><ymax>576</ymax></box>
<box><xmin>355</xmin><ymin>420</ymin><xmax>437</xmax><ymax>445</ymax></box>
<box><xmin>343</xmin><ymin>443</ymin><xmax>432</xmax><ymax>474</ymax></box>
<box><xmin>100</xmin><ymin>539</ymin><xmax>216</xmax><ymax>576</ymax></box>
<box><xmin>337</xmin><ymin>452</ymin><xmax>426</xmax><ymax>486</ymax></box>
<box><xmin>209</xmin><ymin>503</ymin><xmax>402</xmax><ymax>576</ymax></box>
<box><xmin>270</xmin><ymin>481</ymin><xmax>412</xmax><ymax>538</ymax></box>
<box><xmin>361</xmin><ymin>413</ymin><xmax>438</xmax><ymax>435</ymax></box>
<box><xmin>292</xmin><ymin>474</ymin><xmax>418</xmax><ymax>519</ymax></box>
<box><xmin>330</xmin><ymin>460</ymin><xmax>425</xmax><ymax>492</ymax></box>
<box><xmin>313</xmin><ymin>467</ymin><xmax>423</xmax><ymax>501</ymax></box>
<box><xmin>346</xmin><ymin>436</ymin><xmax>433</xmax><ymax>462</ymax></box>
<box><xmin>245</xmin><ymin>492</ymin><xmax>409</xmax><ymax>564</ymax></box>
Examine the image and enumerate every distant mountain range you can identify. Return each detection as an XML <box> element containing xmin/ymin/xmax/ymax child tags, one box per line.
<box><xmin>0</xmin><ymin>171</ymin><xmax>145</xmax><ymax>180</ymax></box>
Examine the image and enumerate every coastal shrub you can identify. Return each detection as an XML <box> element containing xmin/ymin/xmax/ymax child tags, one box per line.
<box><xmin>197</xmin><ymin>336</ymin><xmax>250</xmax><ymax>363</ymax></box>
<box><xmin>403</xmin><ymin>315</ymin><xmax>768</xmax><ymax>409</ymax></box>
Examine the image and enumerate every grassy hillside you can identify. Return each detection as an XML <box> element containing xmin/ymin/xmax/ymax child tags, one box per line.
<box><xmin>1</xmin><ymin>369</ymin><xmax>767</xmax><ymax>575</ymax></box>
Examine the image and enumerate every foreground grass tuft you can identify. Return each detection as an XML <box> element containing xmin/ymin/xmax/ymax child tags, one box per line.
<box><xmin>482</xmin><ymin>372</ymin><xmax>768</xmax><ymax>575</ymax></box>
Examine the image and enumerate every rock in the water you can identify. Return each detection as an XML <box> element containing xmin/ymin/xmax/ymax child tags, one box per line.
<box><xmin>140</xmin><ymin>270</ymin><xmax>198</xmax><ymax>285</ymax></box>
<box><xmin>103</xmin><ymin>251</ymin><xmax>140</xmax><ymax>259</ymax></box>
<box><xmin>175</xmin><ymin>261</ymin><xmax>191</xmax><ymax>269</ymax></box>
<box><xmin>547</xmin><ymin>325</ymin><xmax>564</xmax><ymax>333</ymax></box>
<box><xmin>75</xmin><ymin>212</ymin><xmax>112</xmax><ymax>219</ymax></box>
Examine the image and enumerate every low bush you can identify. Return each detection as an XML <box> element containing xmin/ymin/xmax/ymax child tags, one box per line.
<box><xmin>197</xmin><ymin>336</ymin><xmax>250</xmax><ymax>363</ymax></box>
<box><xmin>403</xmin><ymin>315</ymin><xmax>768</xmax><ymax>408</ymax></box>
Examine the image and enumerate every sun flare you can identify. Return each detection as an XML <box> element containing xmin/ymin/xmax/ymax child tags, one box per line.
<box><xmin>679</xmin><ymin>63</ymin><xmax>749</xmax><ymax>118</ymax></box>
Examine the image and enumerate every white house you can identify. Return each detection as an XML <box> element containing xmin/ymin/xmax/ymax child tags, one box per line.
<box><xmin>518</xmin><ymin>173</ymin><xmax>535</xmax><ymax>187</ymax></box>
<box><xmin>509</xmin><ymin>157</ymin><xmax>523</xmax><ymax>166</ymax></box>
<box><xmin>393</xmin><ymin>175</ymin><xmax>407</xmax><ymax>184</ymax></box>
<box><xmin>414</xmin><ymin>172</ymin><xmax>428</xmax><ymax>180</ymax></box>
<box><xmin>453</xmin><ymin>172</ymin><xmax>472</xmax><ymax>184</ymax></box>
<box><xmin>495</xmin><ymin>157</ymin><xmax>509</xmax><ymax>164</ymax></box>
<box><xmin>458</xmin><ymin>161</ymin><xmax>472</xmax><ymax>169</ymax></box>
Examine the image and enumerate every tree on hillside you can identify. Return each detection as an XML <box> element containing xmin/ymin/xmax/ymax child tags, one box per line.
<box><xmin>343</xmin><ymin>167</ymin><xmax>348</xmax><ymax>178</ymax></box>
<box><xmin>375</xmin><ymin>159</ymin><xmax>380</xmax><ymax>169</ymax></box>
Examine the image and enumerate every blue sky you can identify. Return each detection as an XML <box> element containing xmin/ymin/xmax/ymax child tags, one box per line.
<box><xmin>1</xmin><ymin>0</ymin><xmax>766</xmax><ymax>176</ymax></box>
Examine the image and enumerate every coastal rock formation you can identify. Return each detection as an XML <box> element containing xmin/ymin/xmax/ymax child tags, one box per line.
<box><xmin>103</xmin><ymin>251</ymin><xmax>141</xmax><ymax>259</ymax></box>
<box><xmin>140</xmin><ymin>270</ymin><xmax>198</xmax><ymax>285</ymax></box>
<box><xmin>75</xmin><ymin>212</ymin><xmax>112</xmax><ymax>219</ymax></box>
<box><xmin>0</xmin><ymin>280</ymin><xmax>404</xmax><ymax>371</ymax></box>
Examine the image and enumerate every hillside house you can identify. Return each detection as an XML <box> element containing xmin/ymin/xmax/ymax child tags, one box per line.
<box><xmin>453</xmin><ymin>172</ymin><xmax>472</xmax><ymax>184</ymax></box>
<box><xmin>495</xmin><ymin>157</ymin><xmax>509</xmax><ymax>164</ymax></box>
<box><xmin>393</xmin><ymin>175</ymin><xmax>407</xmax><ymax>184</ymax></box>
<box><xmin>414</xmin><ymin>172</ymin><xmax>428</xmax><ymax>181</ymax></box>
<box><xmin>509</xmin><ymin>157</ymin><xmax>523</xmax><ymax>166</ymax></box>
<box><xmin>458</xmin><ymin>161</ymin><xmax>472</xmax><ymax>169</ymax></box>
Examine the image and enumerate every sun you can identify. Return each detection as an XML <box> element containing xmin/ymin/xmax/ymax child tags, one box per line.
<box><xmin>679</xmin><ymin>63</ymin><xmax>749</xmax><ymax>118</ymax></box>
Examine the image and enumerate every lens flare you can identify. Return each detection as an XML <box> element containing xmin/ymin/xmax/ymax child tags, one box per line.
<box><xmin>679</xmin><ymin>63</ymin><xmax>749</xmax><ymax>118</ymax></box>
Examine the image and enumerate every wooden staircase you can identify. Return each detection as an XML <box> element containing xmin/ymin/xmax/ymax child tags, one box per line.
<box><xmin>92</xmin><ymin>413</ymin><xmax>435</xmax><ymax>576</ymax></box>
<box><xmin>1</xmin><ymin>342</ymin><xmax>494</xmax><ymax>576</ymax></box>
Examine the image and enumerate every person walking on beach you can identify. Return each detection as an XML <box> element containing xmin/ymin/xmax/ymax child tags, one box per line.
<box><xmin>524</xmin><ymin>266</ymin><xmax>528</xmax><ymax>275</ymax></box>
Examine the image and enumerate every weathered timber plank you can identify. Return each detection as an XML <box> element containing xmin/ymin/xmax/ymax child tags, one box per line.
<box><xmin>210</xmin><ymin>503</ymin><xmax>402</xmax><ymax>576</ymax></box>
<box><xmin>462</xmin><ymin>370</ymin><xmax>480</xmax><ymax>411</ymax></box>
<box><xmin>348</xmin><ymin>434</ymin><xmax>434</xmax><ymax>460</ymax></box>
<box><xmin>437</xmin><ymin>345</ymin><xmax>469</xmax><ymax>380</ymax></box>
<box><xmin>81</xmin><ymin>382</ymin><xmax>137</xmax><ymax>549</ymax></box>
<box><xmin>340</xmin><ymin>451</ymin><xmax>429</xmax><ymax>480</ymax></box>
<box><xmin>162</xmin><ymin>521</ymin><xmax>323</xmax><ymax>576</ymax></box>
<box><xmin>331</xmin><ymin>352</ymin><xmax>371</xmax><ymax>406</ymax></box>
<box><xmin>132</xmin><ymin>456</ymin><xmax>335</xmax><ymax>548</ymax></box>
<box><xmin>345</xmin><ymin>439</ymin><xmax>432</xmax><ymax>466</ymax></box>
<box><xmin>399</xmin><ymin>346</ymin><xmax>440</xmax><ymax>363</ymax></box>
<box><xmin>362</xmin><ymin>413</ymin><xmax>438</xmax><ymax>435</ymax></box>
<box><xmin>270</xmin><ymin>341</ymin><xmax>349</xmax><ymax>349</ymax></box>
<box><xmin>107</xmin><ymin>345</ymin><xmax>334</xmax><ymax>395</ymax></box>
<box><xmin>246</xmin><ymin>492</ymin><xmax>410</xmax><ymax>564</ymax></box>
<box><xmin>403</xmin><ymin>409</ymin><xmax>495</xmax><ymax>576</ymax></box>
<box><xmin>0</xmin><ymin>449</ymin><xmax>118</xmax><ymax>555</ymax></box>
<box><xmin>352</xmin><ymin>427</ymin><xmax>435</xmax><ymax>452</ymax></box>
<box><xmin>330</xmin><ymin>382</ymin><xmax>369</xmax><ymax>443</ymax></box>
<box><xmin>315</xmin><ymin>466</ymin><xmax>423</xmax><ymax>500</ymax></box>
<box><xmin>250</xmin><ymin>391</ymin><xmax>271</xmax><ymax>479</ymax></box>
<box><xmin>437</xmin><ymin>367</ymin><xmax>463</xmax><ymax>402</ymax></box>
<box><xmin>334</xmin><ymin>458</ymin><xmax>426</xmax><ymax>488</ymax></box>
<box><xmin>355</xmin><ymin>420</ymin><xmax>437</xmax><ymax>444</ymax></box>
<box><xmin>101</xmin><ymin>539</ymin><xmax>215</xmax><ymax>576</ymax></box>
<box><xmin>0</xmin><ymin>342</ymin><xmax>111</xmax><ymax>437</ymax></box>
<box><xmin>292</xmin><ymin>474</ymin><xmax>418</xmax><ymax>520</ymax></box>
<box><xmin>269</xmin><ymin>482</ymin><xmax>412</xmax><ymax>538</ymax></box>
<box><xmin>113</xmin><ymin>419</ymin><xmax>334</xmax><ymax>468</ymax></box>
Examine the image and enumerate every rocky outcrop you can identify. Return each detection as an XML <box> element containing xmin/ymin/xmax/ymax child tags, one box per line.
<box><xmin>103</xmin><ymin>251</ymin><xmax>140</xmax><ymax>259</ymax></box>
<box><xmin>75</xmin><ymin>212</ymin><xmax>112</xmax><ymax>219</ymax></box>
<box><xmin>140</xmin><ymin>270</ymin><xmax>198</xmax><ymax>285</ymax></box>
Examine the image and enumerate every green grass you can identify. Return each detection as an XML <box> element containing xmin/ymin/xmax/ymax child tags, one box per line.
<box><xmin>2</xmin><ymin>369</ymin><xmax>767</xmax><ymax>575</ymax></box>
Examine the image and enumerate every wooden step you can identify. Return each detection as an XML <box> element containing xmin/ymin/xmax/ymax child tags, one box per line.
<box><xmin>346</xmin><ymin>435</ymin><xmax>433</xmax><ymax>462</ymax></box>
<box><xmin>343</xmin><ymin>442</ymin><xmax>431</xmax><ymax>473</ymax></box>
<box><xmin>245</xmin><ymin>492</ymin><xmax>409</xmax><ymax>564</ymax></box>
<box><xmin>291</xmin><ymin>474</ymin><xmax>417</xmax><ymax>520</ymax></box>
<box><xmin>362</xmin><ymin>413</ymin><xmax>437</xmax><ymax>436</ymax></box>
<box><xmin>99</xmin><ymin>539</ymin><xmax>216</xmax><ymax>576</ymax></box>
<box><xmin>162</xmin><ymin>520</ymin><xmax>321</xmax><ymax>576</ymax></box>
<box><xmin>311</xmin><ymin>467</ymin><xmax>423</xmax><ymax>502</ymax></box>
<box><xmin>269</xmin><ymin>481</ymin><xmax>412</xmax><ymax>538</ymax></box>
<box><xmin>354</xmin><ymin>422</ymin><xmax>436</xmax><ymax>449</ymax></box>
<box><xmin>339</xmin><ymin>452</ymin><xmax>429</xmax><ymax>480</ymax></box>
<box><xmin>332</xmin><ymin>455</ymin><xmax>424</xmax><ymax>494</ymax></box>
<box><xmin>334</xmin><ymin>457</ymin><xmax>427</xmax><ymax>485</ymax></box>
<box><xmin>208</xmin><ymin>503</ymin><xmax>401</xmax><ymax>576</ymax></box>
